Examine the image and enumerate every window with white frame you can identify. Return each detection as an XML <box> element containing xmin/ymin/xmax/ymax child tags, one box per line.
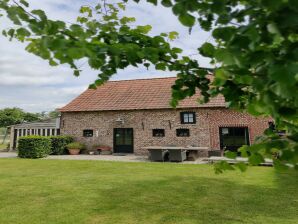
<box><xmin>180</xmin><ymin>112</ymin><xmax>196</xmax><ymax>124</ymax></box>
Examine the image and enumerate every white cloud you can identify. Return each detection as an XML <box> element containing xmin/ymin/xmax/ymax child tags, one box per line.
<box><xmin>0</xmin><ymin>0</ymin><xmax>213</xmax><ymax>112</ymax></box>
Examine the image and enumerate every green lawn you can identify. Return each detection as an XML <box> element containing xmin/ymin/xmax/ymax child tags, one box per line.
<box><xmin>0</xmin><ymin>143</ymin><xmax>8</xmax><ymax>150</ymax></box>
<box><xmin>0</xmin><ymin>159</ymin><xmax>297</xmax><ymax>224</ymax></box>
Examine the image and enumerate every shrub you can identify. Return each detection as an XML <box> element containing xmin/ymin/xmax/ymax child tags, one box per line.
<box><xmin>18</xmin><ymin>136</ymin><xmax>51</xmax><ymax>158</ymax></box>
<box><xmin>66</xmin><ymin>142</ymin><xmax>85</xmax><ymax>150</ymax></box>
<box><xmin>49</xmin><ymin>135</ymin><xmax>73</xmax><ymax>155</ymax></box>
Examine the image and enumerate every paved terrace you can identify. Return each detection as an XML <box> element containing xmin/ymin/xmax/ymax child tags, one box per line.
<box><xmin>0</xmin><ymin>152</ymin><xmax>208</xmax><ymax>164</ymax></box>
<box><xmin>0</xmin><ymin>152</ymin><xmax>274</xmax><ymax>166</ymax></box>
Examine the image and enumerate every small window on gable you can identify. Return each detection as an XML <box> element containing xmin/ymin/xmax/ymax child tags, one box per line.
<box><xmin>83</xmin><ymin>129</ymin><xmax>93</xmax><ymax>137</ymax></box>
<box><xmin>152</xmin><ymin>129</ymin><xmax>165</xmax><ymax>137</ymax></box>
<box><xmin>176</xmin><ymin>129</ymin><xmax>190</xmax><ymax>137</ymax></box>
<box><xmin>180</xmin><ymin>112</ymin><xmax>196</xmax><ymax>124</ymax></box>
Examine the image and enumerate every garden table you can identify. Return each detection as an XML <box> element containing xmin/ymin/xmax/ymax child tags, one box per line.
<box><xmin>143</xmin><ymin>146</ymin><xmax>209</xmax><ymax>162</ymax></box>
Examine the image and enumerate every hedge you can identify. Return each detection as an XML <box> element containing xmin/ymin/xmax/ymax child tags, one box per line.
<box><xmin>18</xmin><ymin>136</ymin><xmax>51</xmax><ymax>159</ymax></box>
<box><xmin>49</xmin><ymin>136</ymin><xmax>73</xmax><ymax>155</ymax></box>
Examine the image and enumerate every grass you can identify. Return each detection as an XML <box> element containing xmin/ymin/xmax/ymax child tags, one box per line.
<box><xmin>0</xmin><ymin>143</ymin><xmax>8</xmax><ymax>150</ymax></box>
<box><xmin>0</xmin><ymin>159</ymin><xmax>297</xmax><ymax>224</ymax></box>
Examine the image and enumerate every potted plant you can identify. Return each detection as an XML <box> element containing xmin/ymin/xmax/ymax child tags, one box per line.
<box><xmin>66</xmin><ymin>142</ymin><xmax>85</xmax><ymax>155</ymax></box>
<box><xmin>93</xmin><ymin>145</ymin><xmax>112</xmax><ymax>155</ymax></box>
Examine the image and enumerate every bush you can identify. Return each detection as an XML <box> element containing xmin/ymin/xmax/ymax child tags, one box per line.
<box><xmin>66</xmin><ymin>142</ymin><xmax>85</xmax><ymax>150</ymax></box>
<box><xmin>18</xmin><ymin>136</ymin><xmax>51</xmax><ymax>158</ymax></box>
<box><xmin>49</xmin><ymin>135</ymin><xmax>73</xmax><ymax>155</ymax></box>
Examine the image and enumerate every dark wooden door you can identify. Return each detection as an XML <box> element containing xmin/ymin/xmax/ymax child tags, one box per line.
<box><xmin>114</xmin><ymin>128</ymin><xmax>134</xmax><ymax>153</ymax></box>
<box><xmin>219</xmin><ymin>127</ymin><xmax>250</xmax><ymax>152</ymax></box>
<box><xmin>13</xmin><ymin>129</ymin><xmax>18</xmax><ymax>149</ymax></box>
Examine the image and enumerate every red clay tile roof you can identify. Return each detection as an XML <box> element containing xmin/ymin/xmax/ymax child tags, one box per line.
<box><xmin>60</xmin><ymin>77</ymin><xmax>226</xmax><ymax>112</ymax></box>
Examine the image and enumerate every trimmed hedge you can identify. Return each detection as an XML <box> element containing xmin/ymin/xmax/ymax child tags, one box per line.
<box><xmin>18</xmin><ymin>136</ymin><xmax>51</xmax><ymax>159</ymax></box>
<box><xmin>49</xmin><ymin>136</ymin><xmax>73</xmax><ymax>155</ymax></box>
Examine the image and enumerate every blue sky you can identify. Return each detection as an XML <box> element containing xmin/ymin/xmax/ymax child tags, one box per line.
<box><xmin>0</xmin><ymin>0</ymin><xmax>212</xmax><ymax>112</ymax></box>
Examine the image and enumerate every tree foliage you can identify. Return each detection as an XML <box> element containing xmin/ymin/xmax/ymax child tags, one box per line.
<box><xmin>0</xmin><ymin>0</ymin><xmax>297</xmax><ymax>170</ymax></box>
<box><xmin>0</xmin><ymin>107</ymin><xmax>40</xmax><ymax>127</ymax></box>
<box><xmin>0</xmin><ymin>107</ymin><xmax>59</xmax><ymax>127</ymax></box>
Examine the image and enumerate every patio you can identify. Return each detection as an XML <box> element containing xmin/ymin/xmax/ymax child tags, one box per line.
<box><xmin>0</xmin><ymin>152</ymin><xmax>208</xmax><ymax>164</ymax></box>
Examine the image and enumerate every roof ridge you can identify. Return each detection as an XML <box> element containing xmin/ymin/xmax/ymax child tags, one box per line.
<box><xmin>108</xmin><ymin>76</ymin><xmax>176</xmax><ymax>82</ymax></box>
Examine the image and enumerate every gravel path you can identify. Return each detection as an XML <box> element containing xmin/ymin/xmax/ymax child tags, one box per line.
<box><xmin>0</xmin><ymin>152</ymin><xmax>17</xmax><ymax>158</ymax></box>
<box><xmin>45</xmin><ymin>154</ymin><xmax>149</xmax><ymax>162</ymax></box>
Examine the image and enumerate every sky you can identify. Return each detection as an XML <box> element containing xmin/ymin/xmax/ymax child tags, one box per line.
<box><xmin>0</xmin><ymin>0</ymin><xmax>212</xmax><ymax>112</ymax></box>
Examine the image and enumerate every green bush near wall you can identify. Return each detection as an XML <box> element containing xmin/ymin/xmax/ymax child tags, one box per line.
<box><xmin>18</xmin><ymin>136</ymin><xmax>51</xmax><ymax>158</ymax></box>
<box><xmin>49</xmin><ymin>136</ymin><xmax>73</xmax><ymax>155</ymax></box>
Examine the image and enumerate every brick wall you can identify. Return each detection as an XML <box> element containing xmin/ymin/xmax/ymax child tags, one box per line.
<box><xmin>60</xmin><ymin>108</ymin><xmax>270</xmax><ymax>155</ymax></box>
<box><xmin>207</xmin><ymin>109</ymin><xmax>271</xmax><ymax>149</ymax></box>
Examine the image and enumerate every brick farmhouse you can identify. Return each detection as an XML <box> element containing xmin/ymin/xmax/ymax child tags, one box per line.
<box><xmin>59</xmin><ymin>77</ymin><xmax>270</xmax><ymax>155</ymax></box>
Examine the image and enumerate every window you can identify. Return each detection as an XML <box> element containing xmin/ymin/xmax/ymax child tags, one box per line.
<box><xmin>180</xmin><ymin>112</ymin><xmax>196</xmax><ymax>124</ymax></box>
<box><xmin>152</xmin><ymin>129</ymin><xmax>165</xmax><ymax>137</ymax></box>
<box><xmin>176</xmin><ymin>129</ymin><xmax>190</xmax><ymax>137</ymax></box>
<box><xmin>83</xmin><ymin>129</ymin><xmax>93</xmax><ymax>137</ymax></box>
<box><xmin>57</xmin><ymin>129</ymin><xmax>61</xmax><ymax>135</ymax></box>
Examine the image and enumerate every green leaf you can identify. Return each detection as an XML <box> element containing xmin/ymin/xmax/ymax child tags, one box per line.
<box><xmin>20</xmin><ymin>0</ymin><xmax>29</xmax><ymax>7</ymax></box>
<box><xmin>289</xmin><ymin>0</ymin><xmax>298</xmax><ymax>11</ymax></box>
<box><xmin>213</xmin><ymin>27</ymin><xmax>236</xmax><ymax>42</ymax></box>
<box><xmin>67</xmin><ymin>48</ymin><xmax>85</xmax><ymax>59</ymax></box>
<box><xmin>214</xmin><ymin>49</ymin><xmax>235</xmax><ymax>65</ymax></box>
<box><xmin>273</xmin><ymin>160</ymin><xmax>289</xmax><ymax>171</ymax></box>
<box><xmin>136</xmin><ymin>25</ymin><xmax>152</xmax><ymax>34</ymax></box>
<box><xmin>239</xmin><ymin>146</ymin><xmax>249</xmax><ymax>157</ymax></box>
<box><xmin>147</xmin><ymin>0</ymin><xmax>158</xmax><ymax>5</ymax></box>
<box><xmin>248</xmin><ymin>153</ymin><xmax>264</xmax><ymax>166</ymax></box>
<box><xmin>214</xmin><ymin>161</ymin><xmax>235</xmax><ymax>174</ymax></box>
<box><xmin>161</xmin><ymin>0</ymin><xmax>173</xmax><ymax>7</ymax></box>
<box><xmin>73</xmin><ymin>70</ymin><xmax>80</xmax><ymax>77</ymax></box>
<box><xmin>88</xmin><ymin>57</ymin><xmax>103</xmax><ymax>69</ymax></box>
<box><xmin>267</xmin><ymin>23</ymin><xmax>279</xmax><ymax>34</ymax></box>
<box><xmin>7</xmin><ymin>29</ymin><xmax>15</xmax><ymax>39</ymax></box>
<box><xmin>199</xmin><ymin>43</ymin><xmax>215</xmax><ymax>57</ymax></box>
<box><xmin>89</xmin><ymin>84</ymin><xmax>97</xmax><ymax>89</ymax></box>
<box><xmin>80</xmin><ymin>6</ymin><xmax>92</xmax><ymax>17</ymax></box>
<box><xmin>49</xmin><ymin>59</ymin><xmax>58</xmax><ymax>66</ymax></box>
<box><xmin>16</xmin><ymin>27</ymin><xmax>30</xmax><ymax>37</ymax></box>
<box><xmin>168</xmin><ymin>31</ymin><xmax>179</xmax><ymax>40</ymax></box>
<box><xmin>172</xmin><ymin>47</ymin><xmax>183</xmax><ymax>54</ymax></box>
<box><xmin>155</xmin><ymin>63</ymin><xmax>166</xmax><ymax>71</ymax></box>
<box><xmin>172</xmin><ymin>3</ymin><xmax>184</xmax><ymax>15</ymax></box>
<box><xmin>178</xmin><ymin>13</ymin><xmax>195</xmax><ymax>27</ymax></box>
<box><xmin>31</xmin><ymin>9</ymin><xmax>47</xmax><ymax>21</ymax></box>
<box><xmin>234</xmin><ymin>162</ymin><xmax>248</xmax><ymax>172</ymax></box>
<box><xmin>225</xmin><ymin>151</ymin><xmax>237</xmax><ymax>159</ymax></box>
